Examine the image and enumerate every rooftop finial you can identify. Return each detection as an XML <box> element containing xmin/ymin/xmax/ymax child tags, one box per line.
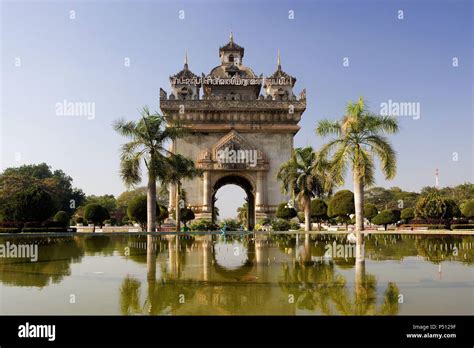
<box><xmin>229</xmin><ymin>31</ymin><xmax>234</xmax><ymax>43</ymax></box>
<box><xmin>184</xmin><ymin>51</ymin><xmax>188</xmax><ymax>69</ymax></box>
<box><xmin>277</xmin><ymin>50</ymin><xmax>281</xmax><ymax>70</ymax></box>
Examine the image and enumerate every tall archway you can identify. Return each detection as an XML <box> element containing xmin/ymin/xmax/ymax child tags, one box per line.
<box><xmin>211</xmin><ymin>175</ymin><xmax>255</xmax><ymax>230</ymax></box>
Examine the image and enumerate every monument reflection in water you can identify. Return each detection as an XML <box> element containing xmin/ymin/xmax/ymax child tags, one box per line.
<box><xmin>0</xmin><ymin>233</ymin><xmax>472</xmax><ymax>315</ymax></box>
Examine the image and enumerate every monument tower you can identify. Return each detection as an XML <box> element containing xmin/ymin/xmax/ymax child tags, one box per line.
<box><xmin>160</xmin><ymin>34</ymin><xmax>306</xmax><ymax>229</ymax></box>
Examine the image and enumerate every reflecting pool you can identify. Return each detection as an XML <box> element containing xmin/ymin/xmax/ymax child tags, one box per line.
<box><xmin>0</xmin><ymin>233</ymin><xmax>472</xmax><ymax>315</ymax></box>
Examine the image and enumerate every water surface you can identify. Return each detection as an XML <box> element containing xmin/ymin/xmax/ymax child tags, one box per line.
<box><xmin>0</xmin><ymin>233</ymin><xmax>472</xmax><ymax>315</ymax></box>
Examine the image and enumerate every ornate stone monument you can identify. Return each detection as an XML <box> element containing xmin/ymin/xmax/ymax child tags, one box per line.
<box><xmin>160</xmin><ymin>33</ymin><xmax>306</xmax><ymax>229</ymax></box>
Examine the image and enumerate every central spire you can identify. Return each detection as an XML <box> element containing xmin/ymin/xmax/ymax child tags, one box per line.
<box><xmin>277</xmin><ymin>50</ymin><xmax>281</xmax><ymax>70</ymax></box>
<box><xmin>184</xmin><ymin>51</ymin><xmax>188</xmax><ymax>69</ymax></box>
<box><xmin>229</xmin><ymin>31</ymin><xmax>234</xmax><ymax>43</ymax></box>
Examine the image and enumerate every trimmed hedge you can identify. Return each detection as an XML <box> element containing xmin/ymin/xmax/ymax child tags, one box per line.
<box><xmin>451</xmin><ymin>224</ymin><xmax>474</xmax><ymax>230</ymax></box>
<box><xmin>42</xmin><ymin>220</ymin><xmax>65</xmax><ymax>228</ymax></box>
<box><xmin>22</xmin><ymin>227</ymin><xmax>69</xmax><ymax>233</ymax></box>
<box><xmin>0</xmin><ymin>227</ymin><xmax>21</xmax><ymax>233</ymax></box>
<box><xmin>398</xmin><ymin>224</ymin><xmax>447</xmax><ymax>230</ymax></box>
<box><xmin>0</xmin><ymin>222</ymin><xmax>23</xmax><ymax>228</ymax></box>
<box><xmin>24</xmin><ymin>222</ymin><xmax>42</xmax><ymax>228</ymax></box>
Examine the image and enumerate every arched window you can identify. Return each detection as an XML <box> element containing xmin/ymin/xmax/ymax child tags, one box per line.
<box><xmin>228</xmin><ymin>54</ymin><xmax>234</xmax><ymax>63</ymax></box>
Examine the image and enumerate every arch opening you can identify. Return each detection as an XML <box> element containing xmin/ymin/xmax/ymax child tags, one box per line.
<box><xmin>212</xmin><ymin>175</ymin><xmax>255</xmax><ymax>230</ymax></box>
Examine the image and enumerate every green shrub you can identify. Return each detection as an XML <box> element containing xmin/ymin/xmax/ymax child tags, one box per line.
<box><xmin>157</xmin><ymin>205</ymin><xmax>169</xmax><ymax>226</ymax></box>
<box><xmin>0</xmin><ymin>227</ymin><xmax>20</xmax><ymax>233</ymax></box>
<box><xmin>276</xmin><ymin>202</ymin><xmax>297</xmax><ymax>220</ymax></box>
<box><xmin>189</xmin><ymin>219</ymin><xmax>216</xmax><ymax>231</ymax></box>
<box><xmin>220</xmin><ymin>219</ymin><xmax>241</xmax><ymax>230</ymax></box>
<box><xmin>53</xmin><ymin>211</ymin><xmax>69</xmax><ymax>227</ymax></box>
<box><xmin>271</xmin><ymin>219</ymin><xmax>292</xmax><ymax>231</ymax></box>
<box><xmin>289</xmin><ymin>220</ymin><xmax>301</xmax><ymax>230</ymax></box>
<box><xmin>103</xmin><ymin>219</ymin><xmax>112</xmax><ymax>225</ymax></box>
<box><xmin>76</xmin><ymin>216</ymin><xmax>84</xmax><ymax>224</ymax></box>
<box><xmin>180</xmin><ymin>208</ymin><xmax>195</xmax><ymax>227</ymax></box>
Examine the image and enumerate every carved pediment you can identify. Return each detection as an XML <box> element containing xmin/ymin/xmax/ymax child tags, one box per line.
<box><xmin>197</xmin><ymin>130</ymin><xmax>268</xmax><ymax>170</ymax></box>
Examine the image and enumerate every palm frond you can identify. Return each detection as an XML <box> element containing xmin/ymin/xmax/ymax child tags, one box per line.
<box><xmin>315</xmin><ymin>120</ymin><xmax>342</xmax><ymax>137</ymax></box>
<box><xmin>364</xmin><ymin>135</ymin><xmax>397</xmax><ymax>180</ymax></box>
<box><xmin>119</xmin><ymin>155</ymin><xmax>142</xmax><ymax>187</ymax></box>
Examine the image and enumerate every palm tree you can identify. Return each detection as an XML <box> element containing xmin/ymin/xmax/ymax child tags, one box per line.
<box><xmin>316</xmin><ymin>97</ymin><xmax>399</xmax><ymax>232</ymax></box>
<box><xmin>162</xmin><ymin>154</ymin><xmax>201</xmax><ymax>232</ymax></box>
<box><xmin>277</xmin><ymin>146</ymin><xmax>334</xmax><ymax>231</ymax></box>
<box><xmin>237</xmin><ymin>202</ymin><xmax>249</xmax><ymax>227</ymax></box>
<box><xmin>114</xmin><ymin>107</ymin><xmax>182</xmax><ymax>232</ymax></box>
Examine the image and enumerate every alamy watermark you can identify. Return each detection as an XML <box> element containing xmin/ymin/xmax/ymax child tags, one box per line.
<box><xmin>217</xmin><ymin>147</ymin><xmax>257</xmax><ymax>167</ymax></box>
<box><xmin>380</xmin><ymin>99</ymin><xmax>420</xmax><ymax>120</ymax></box>
<box><xmin>55</xmin><ymin>99</ymin><xmax>95</xmax><ymax>120</ymax></box>
<box><xmin>324</xmin><ymin>241</ymin><xmax>364</xmax><ymax>260</ymax></box>
<box><xmin>0</xmin><ymin>242</ymin><xmax>38</xmax><ymax>262</ymax></box>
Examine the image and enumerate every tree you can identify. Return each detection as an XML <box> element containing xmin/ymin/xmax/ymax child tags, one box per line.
<box><xmin>372</xmin><ymin>210</ymin><xmax>398</xmax><ymax>230</ymax></box>
<box><xmin>316</xmin><ymin>97</ymin><xmax>399</xmax><ymax>233</ymax></box>
<box><xmin>415</xmin><ymin>191</ymin><xmax>458</xmax><ymax>220</ymax></box>
<box><xmin>127</xmin><ymin>195</ymin><xmax>153</xmax><ymax>231</ymax></box>
<box><xmin>53</xmin><ymin>211</ymin><xmax>70</xmax><ymax>227</ymax></box>
<box><xmin>276</xmin><ymin>202</ymin><xmax>297</xmax><ymax>220</ymax></box>
<box><xmin>2</xmin><ymin>185</ymin><xmax>55</xmax><ymax>223</ymax></box>
<box><xmin>400</xmin><ymin>208</ymin><xmax>415</xmax><ymax>222</ymax></box>
<box><xmin>0</xmin><ymin>163</ymin><xmax>85</xmax><ymax>215</ymax></box>
<box><xmin>84</xmin><ymin>203</ymin><xmax>109</xmax><ymax>232</ymax></box>
<box><xmin>327</xmin><ymin>190</ymin><xmax>355</xmax><ymax>228</ymax></box>
<box><xmin>421</xmin><ymin>183</ymin><xmax>474</xmax><ymax>205</ymax></box>
<box><xmin>363</xmin><ymin>203</ymin><xmax>378</xmax><ymax>224</ymax></box>
<box><xmin>117</xmin><ymin>186</ymin><xmax>168</xmax><ymax>210</ymax></box>
<box><xmin>162</xmin><ymin>153</ymin><xmax>201</xmax><ymax>232</ymax></box>
<box><xmin>180</xmin><ymin>208</ymin><xmax>194</xmax><ymax>228</ymax></box>
<box><xmin>277</xmin><ymin>146</ymin><xmax>334</xmax><ymax>231</ymax></box>
<box><xmin>445</xmin><ymin>199</ymin><xmax>461</xmax><ymax>219</ymax></box>
<box><xmin>311</xmin><ymin>199</ymin><xmax>328</xmax><ymax>230</ymax></box>
<box><xmin>461</xmin><ymin>200</ymin><xmax>474</xmax><ymax>219</ymax></box>
<box><xmin>114</xmin><ymin>107</ymin><xmax>183</xmax><ymax>232</ymax></box>
<box><xmin>85</xmin><ymin>195</ymin><xmax>117</xmax><ymax>213</ymax></box>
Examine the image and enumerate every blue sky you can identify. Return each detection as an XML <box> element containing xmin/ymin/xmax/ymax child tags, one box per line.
<box><xmin>1</xmin><ymin>0</ymin><xmax>472</xmax><ymax>218</ymax></box>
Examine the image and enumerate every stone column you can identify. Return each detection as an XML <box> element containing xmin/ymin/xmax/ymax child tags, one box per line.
<box><xmin>168</xmin><ymin>139</ymin><xmax>176</xmax><ymax>213</ymax></box>
<box><xmin>202</xmin><ymin>171</ymin><xmax>211</xmax><ymax>213</ymax></box>
<box><xmin>255</xmin><ymin>171</ymin><xmax>267</xmax><ymax>220</ymax></box>
<box><xmin>256</xmin><ymin>171</ymin><xmax>264</xmax><ymax>211</ymax></box>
